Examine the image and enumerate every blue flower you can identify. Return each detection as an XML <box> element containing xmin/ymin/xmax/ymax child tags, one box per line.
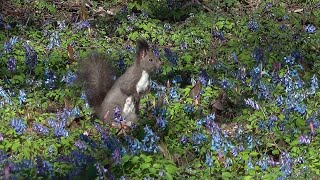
<box><xmin>252</xmin><ymin>47</ymin><xmax>264</xmax><ymax>63</ymax></box>
<box><xmin>192</xmin><ymin>133</ymin><xmax>207</xmax><ymax>146</ymax></box>
<box><xmin>23</xmin><ymin>42</ymin><xmax>38</xmax><ymax>72</ymax></box>
<box><xmin>47</xmin><ymin>31</ymin><xmax>61</xmax><ymax>50</ymax></box>
<box><xmin>247</xmin><ymin>20</ymin><xmax>259</xmax><ymax>32</ymax></box>
<box><xmin>142</xmin><ymin>125</ymin><xmax>160</xmax><ymax>153</ymax></box>
<box><xmin>164</xmin><ymin>23</ymin><xmax>172</xmax><ymax>31</ymax></box>
<box><xmin>11</xmin><ymin>118</ymin><xmax>27</xmax><ymax>135</ymax></box>
<box><xmin>169</xmin><ymin>87</ymin><xmax>180</xmax><ymax>101</ymax></box>
<box><xmin>183</xmin><ymin>104</ymin><xmax>194</xmax><ymax>113</ymax></box>
<box><xmin>245</xmin><ymin>98</ymin><xmax>260</xmax><ymax>110</ymax></box>
<box><xmin>213</xmin><ymin>31</ymin><xmax>225</xmax><ymax>40</ymax></box>
<box><xmin>205</xmin><ymin>152</ymin><xmax>213</xmax><ymax>167</ymax></box>
<box><xmin>4</xmin><ymin>37</ymin><xmax>18</xmax><ymax>53</ymax></box>
<box><xmin>284</xmin><ymin>55</ymin><xmax>295</xmax><ymax>66</ymax></box>
<box><xmin>231</xmin><ymin>52</ymin><xmax>238</xmax><ymax>63</ymax></box>
<box><xmin>18</xmin><ymin>89</ymin><xmax>27</xmax><ymax>105</ymax></box>
<box><xmin>54</xmin><ymin>127</ymin><xmax>69</xmax><ymax>137</ymax></box>
<box><xmin>304</xmin><ymin>24</ymin><xmax>316</xmax><ymax>33</ymax></box>
<box><xmin>152</xmin><ymin>46</ymin><xmax>160</xmax><ymax>57</ymax></box>
<box><xmin>172</xmin><ymin>75</ymin><xmax>182</xmax><ymax>84</ymax></box>
<box><xmin>198</xmin><ymin>69</ymin><xmax>209</xmax><ymax>86</ymax></box>
<box><xmin>179</xmin><ymin>41</ymin><xmax>188</xmax><ymax>50</ymax></box>
<box><xmin>118</xmin><ymin>56</ymin><xmax>125</xmax><ymax>70</ymax></box>
<box><xmin>164</xmin><ymin>48</ymin><xmax>178</xmax><ymax>66</ymax></box>
<box><xmin>247</xmin><ymin>157</ymin><xmax>254</xmax><ymax>169</ymax></box>
<box><xmin>33</xmin><ymin>123</ymin><xmax>49</xmax><ymax>135</ymax></box>
<box><xmin>44</xmin><ymin>68</ymin><xmax>57</xmax><ymax>89</ymax></box>
<box><xmin>7</xmin><ymin>56</ymin><xmax>16</xmax><ymax>72</ymax></box>
<box><xmin>156</xmin><ymin>117</ymin><xmax>167</xmax><ymax>129</ymax></box>
<box><xmin>61</xmin><ymin>71</ymin><xmax>77</xmax><ymax>85</ymax></box>
<box><xmin>279</xmin><ymin>152</ymin><xmax>292</xmax><ymax>176</ymax></box>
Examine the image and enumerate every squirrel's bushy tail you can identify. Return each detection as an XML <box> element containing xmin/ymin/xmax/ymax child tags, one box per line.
<box><xmin>77</xmin><ymin>52</ymin><xmax>115</xmax><ymax>112</ymax></box>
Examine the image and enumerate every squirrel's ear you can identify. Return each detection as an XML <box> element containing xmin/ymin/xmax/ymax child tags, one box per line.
<box><xmin>136</xmin><ymin>39</ymin><xmax>149</xmax><ymax>59</ymax></box>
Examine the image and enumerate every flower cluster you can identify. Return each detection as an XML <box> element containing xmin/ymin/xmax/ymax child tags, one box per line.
<box><xmin>33</xmin><ymin>123</ymin><xmax>49</xmax><ymax>135</ymax></box>
<box><xmin>4</xmin><ymin>37</ymin><xmax>18</xmax><ymax>53</ymax></box>
<box><xmin>23</xmin><ymin>42</ymin><xmax>38</xmax><ymax>72</ymax></box>
<box><xmin>47</xmin><ymin>31</ymin><xmax>61</xmax><ymax>50</ymax></box>
<box><xmin>7</xmin><ymin>56</ymin><xmax>16</xmax><ymax>72</ymax></box>
<box><xmin>61</xmin><ymin>71</ymin><xmax>77</xmax><ymax>85</ymax></box>
<box><xmin>11</xmin><ymin>118</ymin><xmax>27</xmax><ymax>135</ymax></box>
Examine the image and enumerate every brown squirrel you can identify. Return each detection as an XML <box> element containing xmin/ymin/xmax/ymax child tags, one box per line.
<box><xmin>77</xmin><ymin>39</ymin><xmax>162</xmax><ymax>127</ymax></box>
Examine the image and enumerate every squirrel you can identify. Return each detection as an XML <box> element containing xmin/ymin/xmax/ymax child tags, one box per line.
<box><xmin>77</xmin><ymin>39</ymin><xmax>162</xmax><ymax>127</ymax></box>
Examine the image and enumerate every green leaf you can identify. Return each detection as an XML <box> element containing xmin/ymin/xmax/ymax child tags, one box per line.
<box><xmin>222</xmin><ymin>171</ymin><xmax>233</xmax><ymax>178</ymax></box>
<box><xmin>12</xmin><ymin>142</ymin><xmax>20</xmax><ymax>152</ymax></box>
<box><xmin>121</xmin><ymin>155</ymin><xmax>131</xmax><ymax>163</ymax></box>
<box><xmin>153</xmin><ymin>163</ymin><xmax>161</xmax><ymax>169</ymax></box>
<box><xmin>165</xmin><ymin>164</ymin><xmax>177</xmax><ymax>174</ymax></box>
<box><xmin>144</xmin><ymin>156</ymin><xmax>152</xmax><ymax>163</ymax></box>
<box><xmin>148</xmin><ymin>167</ymin><xmax>156</xmax><ymax>174</ymax></box>
<box><xmin>165</xmin><ymin>172</ymin><xmax>173</xmax><ymax>180</ymax></box>
<box><xmin>131</xmin><ymin>156</ymin><xmax>140</xmax><ymax>163</ymax></box>
<box><xmin>140</xmin><ymin>163</ymin><xmax>151</xmax><ymax>169</ymax></box>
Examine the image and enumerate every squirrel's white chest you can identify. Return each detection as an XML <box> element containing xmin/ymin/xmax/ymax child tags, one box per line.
<box><xmin>136</xmin><ymin>70</ymin><xmax>149</xmax><ymax>94</ymax></box>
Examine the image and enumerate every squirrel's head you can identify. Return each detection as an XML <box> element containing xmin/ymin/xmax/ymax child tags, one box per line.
<box><xmin>136</xmin><ymin>39</ymin><xmax>162</xmax><ymax>72</ymax></box>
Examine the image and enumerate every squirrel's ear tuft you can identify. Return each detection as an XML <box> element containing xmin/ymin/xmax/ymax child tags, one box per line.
<box><xmin>136</xmin><ymin>39</ymin><xmax>149</xmax><ymax>59</ymax></box>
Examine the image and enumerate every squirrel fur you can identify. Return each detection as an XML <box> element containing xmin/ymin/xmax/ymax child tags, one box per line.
<box><xmin>78</xmin><ymin>39</ymin><xmax>162</xmax><ymax>126</ymax></box>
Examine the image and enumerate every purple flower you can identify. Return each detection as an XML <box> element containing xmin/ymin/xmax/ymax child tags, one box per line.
<box><xmin>112</xmin><ymin>149</ymin><xmax>121</xmax><ymax>164</ymax></box>
<box><xmin>299</xmin><ymin>135</ymin><xmax>311</xmax><ymax>144</ymax></box>
<box><xmin>75</xmin><ymin>140</ymin><xmax>87</xmax><ymax>150</ymax></box>
<box><xmin>180</xmin><ymin>135</ymin><xmax>187</xmax><ymax>145</ymax></box>
<box><xmin>75</xmin><ymin>20</ymin><xmax>90</xmax><ymax>29</ymax></box>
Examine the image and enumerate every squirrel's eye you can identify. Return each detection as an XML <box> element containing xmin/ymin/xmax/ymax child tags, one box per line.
<box><xmin>149</xmin><ymin>59</ymin><xmax>153</xmax><ymax>62</ymax></box>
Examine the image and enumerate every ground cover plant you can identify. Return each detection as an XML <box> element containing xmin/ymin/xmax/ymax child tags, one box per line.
<box><xmin>0</xmin><ymin>0</ymin><xmax>319</xmax><ymax>179</ymax></box>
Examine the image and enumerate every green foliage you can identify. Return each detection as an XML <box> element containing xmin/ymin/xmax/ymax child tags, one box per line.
<box><xmin>0</xmin><ymin>0</ymin><xmax>320</xmax><ymax>179</ymax></box>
